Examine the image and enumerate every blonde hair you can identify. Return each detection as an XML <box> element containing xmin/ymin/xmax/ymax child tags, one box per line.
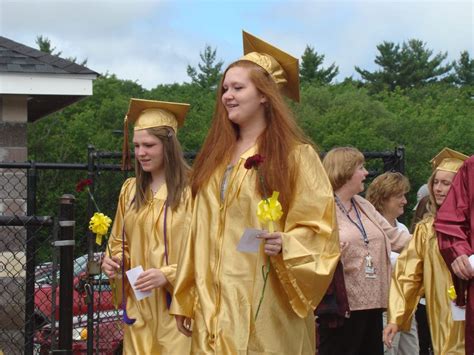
<box><xmin>366</xmin><ymin>172</ymin><xmax>410</xmax><ymax>214</ymax></box>
<box><xmin>134</xmin><ymin>127</ymin><xmax>189</xmax><ymax>211</ymax></box>
<box><xmin>322</xmin><ymin>147</ymin><xmax>365</xmax><ymax>191</ymax></box>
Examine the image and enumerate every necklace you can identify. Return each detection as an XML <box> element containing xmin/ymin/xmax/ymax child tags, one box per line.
<box><xmin>335</xmin><ymin>195</ymin><xmax>368</xmax><ymax>246</ymax></box>
<box><xmin>335</xmin><ymin>197</ymin><xmax>353</xmax><ymax>214</ymax></box>
<box><xmin>150</xmin><ymin>180</ymin><xmax>164</xmax><ymax>196</ymax></box>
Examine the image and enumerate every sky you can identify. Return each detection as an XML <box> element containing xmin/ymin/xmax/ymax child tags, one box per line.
<box><xmin>1</xmin><ymin>0</ymin><xmax>472</xmax><ymax>89</ymax></box>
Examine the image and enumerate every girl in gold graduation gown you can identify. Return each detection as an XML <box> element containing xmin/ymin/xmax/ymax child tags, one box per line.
<box><xmin>383</xmin><ymin>148</ymin><xmax>468</xmax><ymax>354</ymax></box>
<box><xmin>171</xmin><ymin>32</ymin><xmax>340</xmax><ymax>354</ymax></box>
<box><xmin>102</xmin><ymin>99</ymin><xmax>192</xmax><ymax>354</ymax></box>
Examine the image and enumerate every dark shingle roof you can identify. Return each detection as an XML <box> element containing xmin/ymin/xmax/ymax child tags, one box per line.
<box><xmin>0</xmin><ymin>36</ymin><xmax>98</xmax><ymax>75</ymax></box>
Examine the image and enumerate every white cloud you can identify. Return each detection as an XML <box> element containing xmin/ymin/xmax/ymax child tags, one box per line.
<box><xmin>1</xmin><ymin>0</ymin><xmax>472</xmax><ymax>88</ymax></box>
<box><xmin>265</xmin><ymin>0</ymin><xmax>473</xmax><ymax>80</ymax></box>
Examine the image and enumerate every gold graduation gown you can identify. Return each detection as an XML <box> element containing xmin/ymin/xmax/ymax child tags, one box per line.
<box><xmin>171</xmin><ymin>144</ymin><xmax>340</xmax><ymax>354</ymax></box>
<box><xmin>388</xmin><ymin>216</ymin><xmax>465</xmax><ymax>354</ymax></box>
<box><xmin>108</xmin><ymin>178</ymin><xmax>192</xmax><ymax>354</ymax></box>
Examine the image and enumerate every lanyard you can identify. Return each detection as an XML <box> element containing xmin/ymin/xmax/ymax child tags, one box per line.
<box><xmin>335</xmin><ymin>196</ymin><xmax>369</xmax><ymax>247</ymax></box>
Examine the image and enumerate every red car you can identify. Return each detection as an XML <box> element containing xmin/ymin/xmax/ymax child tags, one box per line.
<box><xmin>35</xmin><ymin>272</ymin><xmax>117</xmax><ymax>322</ymax></box>
<box><xmin>34</xmin><ymin>254</ymin><xmax>123</xmax><ymax>354</ymax></box>
<box><xmin>34</xmin><ymin>254</ymin><xmax>117</xmax><ymax>323</ymax></box>
<box><xmin>34</xmin><ymin>310</ymin><xmax>123</xmax><ymax>354</ymax></box>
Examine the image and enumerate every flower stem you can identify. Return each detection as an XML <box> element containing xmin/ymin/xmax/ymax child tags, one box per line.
<box><xmin>258</xmin><ymin>173</ymin><xmax>269</xmax><ymax>202</ymax></box>
<box><xmin>254</xmin><ymin>221</ymin><xmax>274</xmax><ymax>320</ymax></box>
<box><xmin>104</xmin><ymin>240</ymin><xmax>120</xmax><ymax>310</ymax></box>
<box><xmin>86</xmin><ymin>187</ymin><xmax>101</xmax><ymax>213</ymax></box>
<box><xmin>254</xmin><ymin>256</ymin><xmax>270</xmax><ymax>320</ymax></box>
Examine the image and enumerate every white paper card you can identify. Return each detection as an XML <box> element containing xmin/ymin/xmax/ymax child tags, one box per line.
<box><xmin>126</xmin><ymin>265</ymin><xmax>152</xmax><ymax>301</ymax></box>
<box><xmin>469</xmin><ymin>254</ymin><xmax>474</xmax><ymax>268</ymax></box>
<box><xmin>451</xmin><ymin>302</ymin><xmax>466</xmax><ymax>321</ymax></box>
<box><xmin>237</xmin><ymin>228</ymin><xmax>264</xmax><ymax>253</ymax></box>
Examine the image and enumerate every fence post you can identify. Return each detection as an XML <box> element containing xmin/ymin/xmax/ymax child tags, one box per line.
<box><xmin>395</xmin><ymin>146</ymin><xmax>405</xmax><ymax>174</ymax></box>
<box><xmin>57</xmin><ymin>194</ymin><xmax>75</xmax><ymax>354</ymax></box>
<box><xmin>24</xmin><ymin>162</ymin><xmax>37</xmax><ymax>355</ymax></box>
<box><xmin>86</xmin><ymin>145</ymin><xmax>95</xmax><ymax>355</ymax></box>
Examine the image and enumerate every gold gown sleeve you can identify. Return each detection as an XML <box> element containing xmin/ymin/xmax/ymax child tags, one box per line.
<box><xmin>387</xmin><ymin>219</ymin><xmax>427</xmax><ymax>330</ymax></box>
<box><xmin>170</xmin><ymin>199</ymin><xmax>196</xmax><ymax>318</ymax></box>
<box><xmin>107</xmin><ymin>178</ymin><xmax>135</xmax><ymax>263</ymax></box>
<box><xmin>162</xmin><ymin>188</ymin><xmax>193</xmax><ymax>291</ymax></box>
<box><xmin>271</xmin><ymin>144</ymin><xmax>341</xmax><ymax>317</ymax></box>
<box><xmin>105</xmin><ymin>178</ymin><xmax>135</xmax><ymax>305</ymax></box>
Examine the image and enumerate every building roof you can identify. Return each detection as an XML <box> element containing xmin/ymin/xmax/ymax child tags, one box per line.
<box><xmin>0</xmin><ymin>36</ymin><xmax>98</xmax><ymax>122</ymax></box>
<box><xmin>0</xmin><ymin>36</ymin><xmax>98</xmax><ymax>75</ymax></box>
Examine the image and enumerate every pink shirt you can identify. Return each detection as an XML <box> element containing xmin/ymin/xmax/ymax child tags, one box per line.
<box><xmin>336</xmin><ymin>196</ymin><xmax>411</xmax><ymax>311</ymax></box>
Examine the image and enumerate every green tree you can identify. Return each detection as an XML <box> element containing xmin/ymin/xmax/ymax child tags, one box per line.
<box><xmin>300</xmin><ymin>45</ymin><xmax>339</xmax><ymax>84</ymax></box>
<box><xmin>187</xmin><ymin>45</ymin><xmax>224</xmax><ymax>90</ymax></box>
<box><xmin>355</xmin><ymin>39</ymin><xmax>452</xmax><ymax>91</ymax></box>
<box><xmin>36</xmin><ymin>35</ymin><xmax>61</xmax><ymax>56</ymax></box>
<box><xmin>35</xmin><ymin>34</ymin><xmax>88</xmax><ymax>66</ymax></box>
<box><xmin>451</xmin><ymin>51</ymin><xmax>474</xmax><ymax>86</ymax></box>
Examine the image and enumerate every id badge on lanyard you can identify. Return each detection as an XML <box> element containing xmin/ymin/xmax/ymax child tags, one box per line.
<box><xmin>365</xmin><ymin>254</ymin><xmax>376</xmax><ymax>279</ymax></box>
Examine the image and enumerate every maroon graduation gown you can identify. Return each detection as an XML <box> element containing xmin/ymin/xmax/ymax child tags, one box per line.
<box><xmin>435</xmin><ymin>156</ymin><xmax>474</xmax><ymax>355</ymax></box>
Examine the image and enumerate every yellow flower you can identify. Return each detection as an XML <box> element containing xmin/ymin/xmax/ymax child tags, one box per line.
<box><xmin>254</xmin><ymin>190</ymin><xmax>284</xmax><ymax>320</ymax></box>
<box><xmin>89</xmin><ymin>212</ymin><xmax>112</xmax><ymax>245</ymax></box>
<box><xmin>448</xmin><ymin>285</ymin><xmax>457</xmax><ymax>301</ymax></box>
<box><xmin>257</xmin><ymin>191</ymin><xmax>283</xmax><ymax>224</ymax></box>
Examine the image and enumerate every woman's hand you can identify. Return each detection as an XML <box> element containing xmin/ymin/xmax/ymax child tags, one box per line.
<box><xmin>258</xmin><ymin>232</ymin><xmax>283</xmax><ymax>256</ymax></box>
<box><xmin>175</xmin><ymin>315</ymin><xmax>192</xmax><ymax>337</ymax></box>
<box><xmin>134</xmin><ymin>268</ymin><xmax>168</xmax><ymax>292</ymax></box>
<box><xmin>451</xmin><ymin>254</ymin><xmax>474</xmax><ymax>280</ymax></box>
<box><xmin>101</xmin><ymin>255</ymin><xmax>121</xmax><ymax>278</ymax></box>
<box><xmin>383</xmin><ymin>323</ymin><xmax>399</xmax><ymax>348</ymax></box>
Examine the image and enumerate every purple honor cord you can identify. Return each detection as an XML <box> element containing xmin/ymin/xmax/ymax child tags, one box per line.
<box><xmin>122</xmin><ymin>223</ymin><xmax>136</xmax><ymax>325</ymax></box>
<box><xmin>163</xmin><ymin>202</ymin><xmax>172</xmax><ymax>309</ymax></box>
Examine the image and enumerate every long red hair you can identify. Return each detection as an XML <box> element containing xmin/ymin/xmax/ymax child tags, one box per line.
<box><xmin>191</xmin><ymin>60</ymin><xmax>312</xmax><ymax>210</ymax></box>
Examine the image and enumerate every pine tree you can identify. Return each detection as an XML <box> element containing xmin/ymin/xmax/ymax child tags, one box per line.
<box><xmin>35</xmin><ymin>35</ymin><xmax>88</xmax><ymax>66</ymax></box>
<box><xmin>187</xmin><ymin>45</ymin><xmax>224</xmax><ymax>90</ymax></box>
<box><xmin>355</xmin><ymin>39</ymin><xmax>452</xmax><ymax>91</ymax></box>
<box><xmin>300</xmin><ymin>45</ymin><xmax>339</xmax><ymax>84</ymax></box>
<box><xmin>452</xmin><ymin>51</ymin><xmax>474</xmax><ymax>86</ymax></box>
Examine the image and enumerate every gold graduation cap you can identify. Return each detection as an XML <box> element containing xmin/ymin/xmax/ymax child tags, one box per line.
<box><xmin>122</xmin><ymin>98</ymin><xmax>190</xmax><ymax>170</ymax></box>
<box><xmin>430</xmin><ymin>147</ymin><xmax>468</xmax><ymax>173</ymax></box>
<box><xmin>125</xmin><ymin>98</ymin><xmax>189</xmax><ymax>132</ymax></box>
<box><xmin>241</xmin><ymin>31</ymin><xmax>300</xmax><ymax>102</ymax></box>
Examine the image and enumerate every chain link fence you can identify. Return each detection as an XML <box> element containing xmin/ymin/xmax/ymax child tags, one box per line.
<box><xmin>0</xmin><ymin>166</ymin><xmax>55</xmax><ymax>355</ymax></box>
<box><xmin>0</xmin><ymin>151</ymin><xmax>127</xmax><ymax>355</ymax></box>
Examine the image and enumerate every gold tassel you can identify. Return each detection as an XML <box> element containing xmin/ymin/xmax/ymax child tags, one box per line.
<box><xmin>121</xmin><ymin>115</ymin><xmax>131</xmax><ymax>171</ymax></box>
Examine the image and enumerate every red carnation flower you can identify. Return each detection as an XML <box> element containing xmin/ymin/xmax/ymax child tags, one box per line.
<box><xmin>244</xmin><ymin>154</ymin><xmax>265</xmax><ymax>170</ymax></box>
<box><xmin>76</xmin><ymin>178</ymin><xmax>93</xmax><ymax>192</ymax></box>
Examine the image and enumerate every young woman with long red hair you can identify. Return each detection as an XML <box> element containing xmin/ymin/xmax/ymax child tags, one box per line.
<box><xmin>170</xmin><ymin>31</ymin><xmax>340</xmax><ymax>354</ymax></box>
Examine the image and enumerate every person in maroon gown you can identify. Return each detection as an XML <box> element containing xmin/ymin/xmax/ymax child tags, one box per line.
<box><xmin>435</xmin><ymin>154</ymin><xmax>474</xmax><ymax>355</ymax></box>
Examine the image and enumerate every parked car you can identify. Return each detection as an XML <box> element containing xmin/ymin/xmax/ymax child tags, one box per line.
<box><xmin>35</xmin><ymin>253</ymin><xmax>102</xmax><ymax>286</ymax></box>
<box><xmin>34</xmin><ymin>253</ymin><xmax>116</xmax><ymax>324</ymax></box>
<box><xmin>35</xmin><ymin>262</ymin><xmax>53</xmax><ymax>280</ymax></box>
<box><xmin>34</xmin><ymin>309</ymin><xmax>123</xmax><ymax>354</ymax></box>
